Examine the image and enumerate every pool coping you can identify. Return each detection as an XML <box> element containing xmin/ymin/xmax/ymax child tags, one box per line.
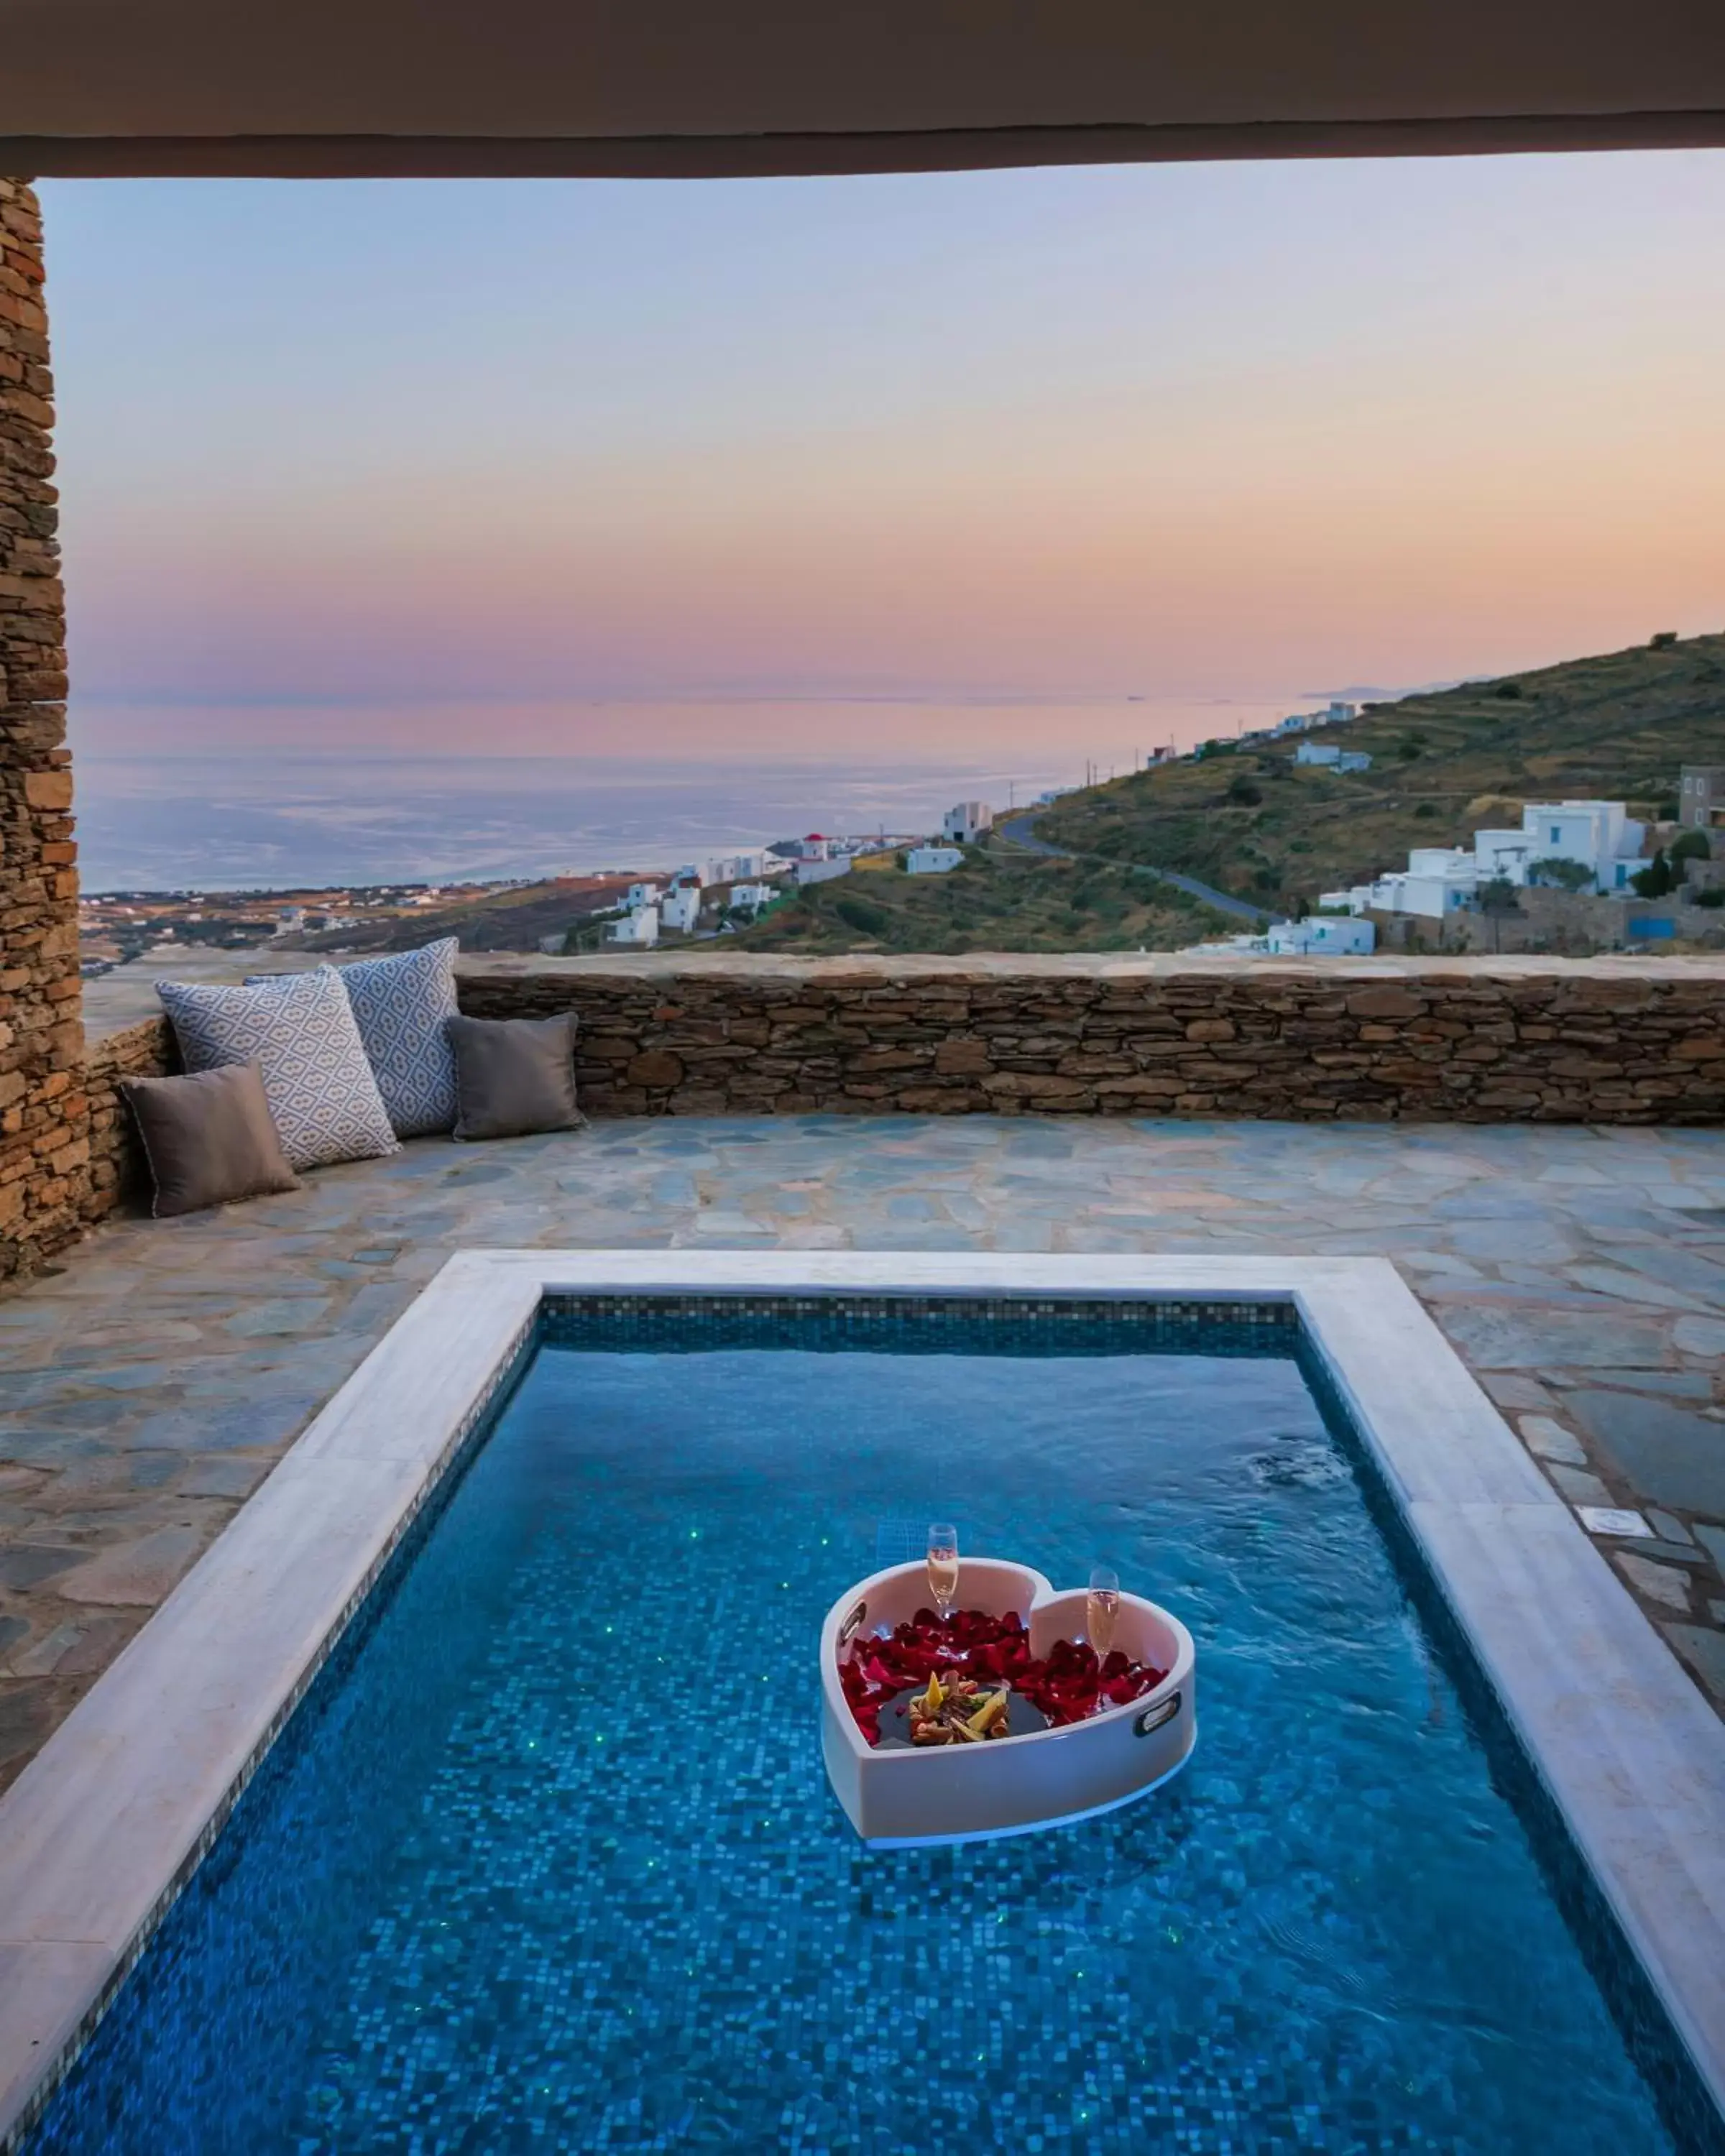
<box><xmin>1</xmin><ymin>1250</ymin><xmax>1722</xmax><ymax>2145</ymax></box>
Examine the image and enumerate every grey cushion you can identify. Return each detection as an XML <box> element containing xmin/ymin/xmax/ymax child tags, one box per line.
<box><xmin>248</xmin><ymin>940</ymin><xmax>459</xmax><ymax>1138</ymax></box>
<box><xmin>338</xmin><ymin>939</ymin><xmax>461</xmax><ymax>1136</ymax></box>
<box><xmin>156</xmin><ymin>967</ymin><xmax>398</xmax><ymax>1171</ymax></box>
<box><xmin>121</xmin><ymin>1062</ymin><xmax>301</xmax><ymax>1218</ymax></box>
<box><xmin>447</xmin><ymin>1014</ymin><xmax>584</xmax><ymax>1141</ymax></box>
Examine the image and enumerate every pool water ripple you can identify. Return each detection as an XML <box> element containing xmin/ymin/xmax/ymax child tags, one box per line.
<box><xmin>27</xmin><ymin>1318</ymin><xmax>1685</xmax><ymax>2153</ymax></box>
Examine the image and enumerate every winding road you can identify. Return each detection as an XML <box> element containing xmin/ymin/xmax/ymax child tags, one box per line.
<box><xmin>995</xmin><ymin>814</ymin><xmax>1270</xmax><ymax>925</ymax></box>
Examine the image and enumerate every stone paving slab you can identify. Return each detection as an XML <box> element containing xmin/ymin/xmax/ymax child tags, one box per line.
<box><xmin>3</xmin><ymin>1114</ymin><xmax>1724</xmax><ymax>1789</ymax></box>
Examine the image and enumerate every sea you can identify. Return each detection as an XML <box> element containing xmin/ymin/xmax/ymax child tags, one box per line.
<box><xmin>69</xmin><ymin>698</ymin><xmax>1307</xmax><ymax>893</ymax></box>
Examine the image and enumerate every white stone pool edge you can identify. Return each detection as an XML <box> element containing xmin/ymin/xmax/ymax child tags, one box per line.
<box><xmin>0</xmin><ymin>1250</ymin><xmax>1721</xmax><ymax>2147</ymax></box>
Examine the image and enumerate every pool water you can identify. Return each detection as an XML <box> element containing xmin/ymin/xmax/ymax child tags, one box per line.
<box><xmin>29</xmin><ymin>1304</ymin><xmax>1685</xmax><ymax>2153</ymax></box>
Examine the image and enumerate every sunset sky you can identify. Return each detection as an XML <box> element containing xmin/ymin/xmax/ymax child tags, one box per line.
<box><xmin>41</xmin><ymin>151</ymin><xmax>1725</xmax><ymax>764</ymax></box>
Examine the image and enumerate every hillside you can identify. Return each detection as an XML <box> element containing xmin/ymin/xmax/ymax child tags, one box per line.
<box><xmin>298</xmin><ymin>875</ymin><xmax>632</xmax><ymax>954</ymax></box>
<box><xmin>727</xmin><ymin>849</ymin><xmax>1235</xmax><ymax>956</ymax></box>
<box><xmin>1036</xmin><ymin>632</ymin><xmax>1725</xmax><ymax>913</ymax></box>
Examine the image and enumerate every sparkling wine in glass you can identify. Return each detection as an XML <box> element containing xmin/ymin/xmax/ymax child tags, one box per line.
<box><xmin>926</xmin><ymin>1523</ymin><xmax>960</xmax><ymax>1626</ymax></box>
<box><xmin>1087</xmin><ymin>1565</ymin><xmax>1121</xmax><ymax>1660</ymax></box>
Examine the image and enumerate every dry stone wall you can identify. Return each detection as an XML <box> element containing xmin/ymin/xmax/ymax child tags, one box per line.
<box><xmin>46</xmin><ymin>958</ymin><xmax>1725</xmax><ymax>1266</ymax></box>
<box><xmin>0</xmin><ymin>178</ymin><xmax>80</xmax><ymax>1281</ymax></box>
<box><xmin>83</xmin><ymin>1017</ymin><xmax>178</xmax><ymax>1220</ymax></box>
<box><xmin>457</xmin><ymin>959</ymin><xmax>1725</xmax><ymax>1123</ymax></box>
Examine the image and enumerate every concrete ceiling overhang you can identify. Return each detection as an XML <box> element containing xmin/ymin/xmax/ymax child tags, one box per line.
<box><xmin>2</xmin><ymin>0</ymin><xmax>1724</xmax><ymax>178</ymax></box>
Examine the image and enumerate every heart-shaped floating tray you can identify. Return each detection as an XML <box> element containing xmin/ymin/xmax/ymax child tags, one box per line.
<box><xmin>821</xmin><ymin>1557</ymin><xmax>1195</xmax><ymax>1848</ymax></box>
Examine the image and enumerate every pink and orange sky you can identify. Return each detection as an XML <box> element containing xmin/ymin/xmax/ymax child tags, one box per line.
<box><xmin>42</xmin><ymin>152</ymin><xmax>1725</xmax><ymax>764</ymax></box>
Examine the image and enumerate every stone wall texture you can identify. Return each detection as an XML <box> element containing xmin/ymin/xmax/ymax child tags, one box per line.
<box><xmin>0</xmin><ymin>178</ymin><xmax>81</xmax><ymax>1282</ymax></box>
<box><xmin>39</xmin><ymin>957</ymin><xmax>1725</xmax><ymax>1266</ymax></box>
<box><xmin>83</xmin><ymin>1017</ymin><xmax>178</xmax><ymax>1221</ymax></box>
<box><xmin>456</xmin><ymin>959</ymin><xmax>1725</xmax><ymax>1122</ymax></box>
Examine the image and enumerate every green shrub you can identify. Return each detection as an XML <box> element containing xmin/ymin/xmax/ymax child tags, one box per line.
<box><xmin>833</xmin><ymin>894</ymin><xmax>891</xmax><ymax>936</ymax></box>
<box><xmin>1632</xmin><ymin>849</ymin><xmax>1676</xmax><ymax>898</ymax></box>
<box><xmin>1694</xmin><ymin>886</ymin><xmax>1725</xmax><ymax>908</ymax></box>
<box><xmin>1670</xmin><ymin>827</ymin><xmax>1711</xmax><ymax>864</ymax></box>
<box><xmin>1526</xmin><ymin>857</ymin><xmax>1594</xmax><ymax>892</ymax></box>
<box><xmin>1225</xmin><ymin>777</ymin><xmax>1262</xmax><ymax>806</ymax></box>
<box><xmin>1493</xmin><ymin>681</ymin><xmax>1524</xmax><ymax>699</ymax></box>
<box><xmin>1414</xmin><ymin>802</ymin><xmax>1437</xmax><ymax>819</ymax></box>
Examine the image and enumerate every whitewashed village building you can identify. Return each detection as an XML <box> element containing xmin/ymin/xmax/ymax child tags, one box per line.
<box><xmin>1322</xmin><ymin>800</ymin><xmax>1647</xmax><ymax>921</ymax></box>
<box><xmin>1295</xmin><ymin>742</ymin><xmax>1372</xmax><ymax>772</ymax></box>
<box><xmin>1190</xmin><ymin>914</ymin><xmax>1377</xmax><ymax>959</ymax></box>
<box><xmin>704</xmin><ymin>849</ymin><xmax>768</xmax><ymax>883</ymax></box>
<box><xmin>1266</xmin><ymin>915</ymin><xmax>1376</xmax><ymax>955</ymax></box>
<box><xmin>793</xmin><ymin>856</ymin><xmax>852</xmax><ymax>888</ymax></box>
<box><xmin>606</xmin><ymin>904</ymin><xmax>660</xmax><ymax>947</ymax></box>
<box><xmin>906</xmin><ymin>845</ymin><xmax>965</xmax><ymax>875</ymax></box>
<box><xmin>942</xmin><ymin>802</ymin><xmax>993</xmax><ymax>843</ymax></box>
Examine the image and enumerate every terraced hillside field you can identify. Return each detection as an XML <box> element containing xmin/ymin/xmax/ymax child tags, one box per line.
<box><xmin>1036</xmin><ymin>632</ymin><xmax>1725</xmax><ymax>913</ymax></box>
<box><xmin>730</xmin><ymin>849</ymin><xmax>1235</xmax><ymax>956</ymax></box>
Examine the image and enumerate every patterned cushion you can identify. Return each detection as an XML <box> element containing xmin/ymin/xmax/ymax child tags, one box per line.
<box><xmin>331</xmin><ymin>939</ymin><xmax>461</xmax><ymax>1138</ymax></box>
<box><xmin>156</xmin><ymin>968</ymin><xmax>398</xmax><ymax>1171</ymax></box>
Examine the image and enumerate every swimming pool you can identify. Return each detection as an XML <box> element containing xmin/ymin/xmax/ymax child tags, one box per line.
<box><xmin>21</xmin><ymin>1295</ymin><xmax>1704</xmax><ymax>2152</ymax></box>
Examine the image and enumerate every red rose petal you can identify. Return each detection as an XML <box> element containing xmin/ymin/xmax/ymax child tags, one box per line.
<box><xmin>840</xmin><ymin>1601</ymin><xmax>1166</xmax><ymax>1743</ymax></box>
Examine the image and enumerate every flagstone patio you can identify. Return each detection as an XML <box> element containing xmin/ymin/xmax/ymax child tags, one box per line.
<box><xmin>3</xmin><ymin>1111</ymin><xmax>1724</xmax><ymax>1791</ymax></box>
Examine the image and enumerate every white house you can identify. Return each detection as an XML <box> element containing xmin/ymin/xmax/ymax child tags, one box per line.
<box><xmin>704</xmin><ymin>849</ymin><xmax>767</xmax><ymax>884</ymax></box>
<box><xmin>624</xmin><ymin>881</ymin><xmax>661</xmax><ymax>913</ymax></box>
<box><xmin>1466</xmin><ymin>802</ymin><xmax>1643</xmax><ymax>893</ymax></box>
<box><xmin>1517</xmin><ymin>800</ymin><xmax>1644</xmax><ymax>892</ymax></box>
<box><xmin>1325</xmin><ymin>701</ymin><xmax>1357</xmax><ymax>724</ymax></box>
<box><xmin>1266</xmin><ymin>916</ymin><xmax>1376</xmax><ymax>955</ymax></box>
<box><xmin>942</xmin><ymin>801</ymin><xmax>993</xmax><ymax>843</ymax></box>
<box><xmin>1294</xmin><ymin>743</ymin><xmax>1372</xmax><ymax>771</ymax></box>
<box><xmin>660</xmin><ymin>886</ymin><xmax>701</xmax><ymax>933</ymax></box>
<box><xmin>906</xmin><ymin>844</ymin><xmax>965</xmax><ymax>875</ymax></box>
<box><xmin>607</xmin><ymin>905</ymin><xmax>660</xmax><ymax>947</ymax></box>
<box><xmin>1325</xmin><ymin>796</ymin><xmax>1647</xmax><ymax>924</ymax></box>
<box><xmin>1330</xmin><ymin>847</ymin><xmax>1477</xmax><ymax>920</ymax></box>
<box><xmin>728</xmin><ymin>883</ymin><xmax>775</xmax><ymax>913</ymax></box>
<box><xmin>793</xmin><ymin>856</ymin><xmax>851</xmax><ymax>888</ymax></box>
<box><xmin>1407</xmin><ymin>847</ymin><xmax>1481</xmax><ymax>916</ymax></box>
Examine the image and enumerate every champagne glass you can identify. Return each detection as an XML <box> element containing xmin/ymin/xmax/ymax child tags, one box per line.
<box><xmin>926</xmin><ymin>1522</ymin><xmax>960</xmax><ymax>1628</ymax></box>
<box><xmin>1086</xmin><ymin>1565</ymin><xmax>1121</xmax><ymax>1660</ymax></box>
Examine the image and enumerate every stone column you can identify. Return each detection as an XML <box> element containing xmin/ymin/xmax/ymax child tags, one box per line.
<box><xmin>0</xmin><ymin>178</ymin><xmax>80</xmax><ymax>1280</ymax></box>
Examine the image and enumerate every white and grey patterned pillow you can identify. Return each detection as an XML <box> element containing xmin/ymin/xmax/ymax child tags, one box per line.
<box><xmin>157</xmin><ymin>967</ymin><xmax>398</xmax><ymax>1171</ymax></box>
<box><xmin>333</xmin><ymin>939</ymin><xmax>461</xmax><ymax>1138</ymax></box>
